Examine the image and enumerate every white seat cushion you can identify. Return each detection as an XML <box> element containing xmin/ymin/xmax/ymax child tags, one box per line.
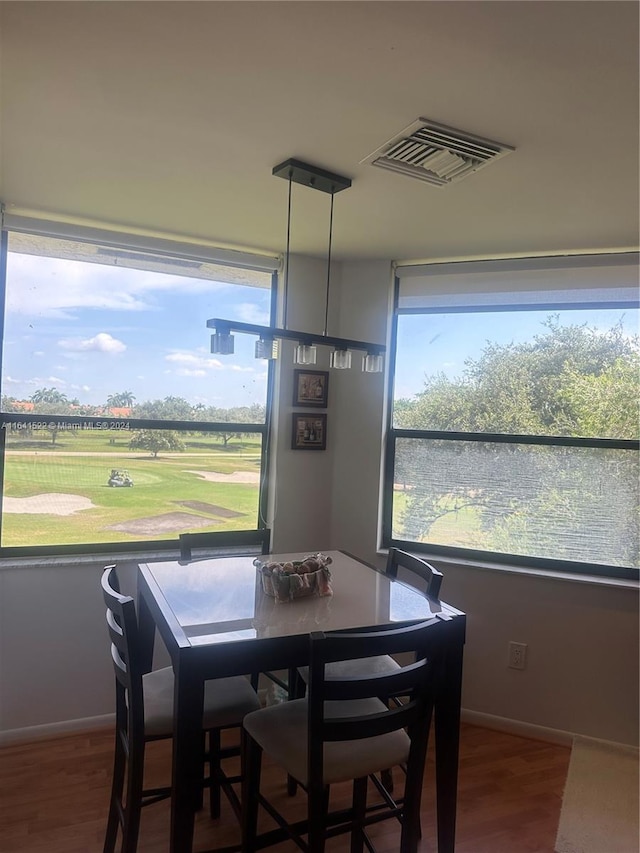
<box><xmin>243</xmin><ymin>698</ymin><xmax>410</xmax><ymax>786</ymax></box>
<box><xmin>298</xmin><ymin>654</ymin><xmax>401</xmax><ymax>684</ymax></box>
<box><xmin>142</xmin><ymin>667</ymin><xmax>261</xmax><ymax>737</ymax></box>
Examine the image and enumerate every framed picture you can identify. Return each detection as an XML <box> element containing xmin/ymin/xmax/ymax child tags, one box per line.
<box><xmin>291</xmin><ymin>413</ymin><xmax>327</xmax><ymax>451</ymax></box>
<box><xmin>293</xmin><ymin>369</ymin><xmax>329</xmax><ymax>408</ymax></box>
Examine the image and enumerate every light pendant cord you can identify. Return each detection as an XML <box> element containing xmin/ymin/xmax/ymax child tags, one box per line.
<box><xmin>283</xmin><ymin>174</ymin><xmax>293</xmax><ymax>330</ymax></box>
<box><xmin>323</xmin><ymin>190</ymin><xmax>335</xmax><ymax>337</ymax></box>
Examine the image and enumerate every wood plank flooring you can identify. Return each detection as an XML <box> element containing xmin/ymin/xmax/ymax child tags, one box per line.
<box><xmin>0</xmin><ymin>723</ymin><xmax>570</xmax><ymax>852</ymax></box>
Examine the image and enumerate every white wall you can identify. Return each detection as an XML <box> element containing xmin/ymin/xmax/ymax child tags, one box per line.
<box><xmin>0</xmin><ymin>254</ymin><xmax>638</xmax><ymax>747</ymax></box>
<box><xmin>267</xmin><ymin>255</ymin><xmax>334</xmax><ymax>554</ymax></box>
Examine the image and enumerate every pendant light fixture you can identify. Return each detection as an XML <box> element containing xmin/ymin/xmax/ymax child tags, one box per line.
<box><xmin>208</xmin><ymin>159</ymin><xmax>385</xmax><ymax>373</ymax></box>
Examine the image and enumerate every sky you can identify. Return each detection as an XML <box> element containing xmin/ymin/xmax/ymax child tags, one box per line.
<box><xmin>2</xmin><ymin>249</ymin><xmax>272</xmax><ymax>409</ymax></box>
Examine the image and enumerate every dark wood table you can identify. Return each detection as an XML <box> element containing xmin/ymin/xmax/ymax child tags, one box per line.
<box><xmin>137</xmin><ymin>550</ymin><xmax>466</xmax><ymax>853</ymax></box>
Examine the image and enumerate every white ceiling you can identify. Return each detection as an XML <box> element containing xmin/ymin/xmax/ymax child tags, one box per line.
<box><xmin>1</xmin><ymin>1</ymin><xmax>638</xmax><ymax>262</ymax></box>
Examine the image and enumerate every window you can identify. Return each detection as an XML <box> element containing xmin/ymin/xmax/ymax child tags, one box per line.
<box><xmin>0</xmin><ymin>220</ymin><xmax>279</xmax><ymax>555</ymax></box>
<box><xmin>384</xmin><ymin>254</ymin><xmax>640</xmax><ymax>579</ymax></box>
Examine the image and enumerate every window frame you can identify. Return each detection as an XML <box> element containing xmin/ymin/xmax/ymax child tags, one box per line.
<box><xmin>0</xmin><ymin>226</ymin><xmax>277</xmax><ymax>558</ymax></box>
<box><xmin>382</xmin><ymin>270</ymin><xmax>640</xmax><ymax>582</ymax></box>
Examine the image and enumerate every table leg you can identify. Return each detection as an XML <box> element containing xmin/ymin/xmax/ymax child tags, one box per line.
<box><xmin>136</xmin><ymin>588</ymin><xmax>156</xmax><ymax>674</ymax></box>
<box><xmin>171</xmin><ymin>663</ymin><xmax>205</xmax><ymax>853</ymax></box>
<box><xmin>434</xmin><ymin>632</ymin><xmax>464</xmax><ymax>853</ymax></box>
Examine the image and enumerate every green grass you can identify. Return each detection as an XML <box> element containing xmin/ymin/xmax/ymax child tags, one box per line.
<box><xmin>4</xmin><ymin>429</ymin><xmax>262</xmax><ymax>454</ymax></box>
<box><xmin>2</xmin><ymin>449</ymin><xmax>262</xmax><ymax>547</ymax></box>
<box><xmin>392</xmin><ymin>489</ymin><xmax>488</xmax><ymax>549</ymax></box>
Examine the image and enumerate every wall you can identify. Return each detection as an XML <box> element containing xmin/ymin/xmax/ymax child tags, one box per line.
<box><xmin>267</xmin><ymin>255</ymin><xmax>334</xmax><ymax>553</ymax></box>
<box><xmin>0</xmin><ymin>254</ymin><xmax>638</xmax><ymax>747</ymax></box>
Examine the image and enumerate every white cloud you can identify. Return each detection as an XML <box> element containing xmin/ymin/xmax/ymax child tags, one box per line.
<box><xmin>59</xmin><ymin>332</ymin><xmax>126</xmax><ymax>354</ymax></box>
<box><xmin>4</xmin><ymin>376</ymin><xmax>22</xmax><ymax>385</ymax></box>
<box><xmin>230</xmin><ymin>365</ymin><xmax>255</xmax><ymax>373</ymax></box>
<box><xmin>236</xmin><ymin>302</ymin><xmax>270</xmax><ymax>325</ymax></box>
<box><xmin>165</xmin><ymin>351</ymin><xmax>223</xmax><ymax>370</ymax></box>
<box><xmin>47</xmin><ymin>376</ymin><xmax>66</xmax><ymax>384</ymax></box>
<box><xmin>174</xmin><ymin>368</ymin><xmax>207</xmax><ymax>377</ymax></box>
<box><xmin>6</xmin><ymin>252</ymin><xmax>229</xmax><ymax>319</ymax></box>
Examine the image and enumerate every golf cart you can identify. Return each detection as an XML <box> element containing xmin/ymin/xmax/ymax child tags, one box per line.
<box><xmin>108</xmin><ymin>468</ymin><xmax>134</xmax><ymax>487</ymax></box>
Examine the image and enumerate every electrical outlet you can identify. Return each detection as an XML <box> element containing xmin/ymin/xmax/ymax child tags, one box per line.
<box><xmin>508</xmin><ymin>641</ymin><xmax>527</xmax><ymax>670</ymax></box>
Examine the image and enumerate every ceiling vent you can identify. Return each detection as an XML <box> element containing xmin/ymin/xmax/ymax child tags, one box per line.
<box><xmin>360</xmin><ymin>118</ymin><xmax>514</xmax><ymax>187</ymax></box>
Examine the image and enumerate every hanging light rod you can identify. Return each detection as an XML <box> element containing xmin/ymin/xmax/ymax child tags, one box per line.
<box><xmin>207</xmin><ymin>319</ymin><xmax>385</xmax><ymax>356</ymax></box>
<box><xmin>208</xmin><ymin>158</ymin><xmax>384</xmax><ymax>373</ymax></box>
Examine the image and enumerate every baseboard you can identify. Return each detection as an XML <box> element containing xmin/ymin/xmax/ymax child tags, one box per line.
<box><xmin>0</xmin><ymin>707</ymin><xmax>579</xmax><ymax>749</ymax></box>
<box><xmin>461</xmin><ymin>708</ymin><xmax>575</xmax><ymax>746</ymax></box>
<box><xmin>0</xmin><ymin>713</ymin><xmax>115</xmax><ymax>747</ymax></box>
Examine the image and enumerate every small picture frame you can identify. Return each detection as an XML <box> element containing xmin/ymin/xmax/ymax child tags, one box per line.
<box><xmin>291</xmin><ymin>413</ymin><xmax>327</xmax><ymax>451</ymax></box>
<box><xmin>293</xmin><ymin>369</ymin><xmax>329</xmax><ymax>408</ymax></box>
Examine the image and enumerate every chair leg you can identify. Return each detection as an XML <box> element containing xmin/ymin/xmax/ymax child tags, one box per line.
<box><xmin>307</xmin><ymin>785</ymin><xmax>329</xmax><ymax>853</ymax></box>
<box><xmin>121</xmin><ymin>733</ymin><xmax>145</xmax><ymax>853</ymax></box>
<box><xmin>103</xmin><ymin>727</ymin><xmax>126</xmax><ymax>853</ymax></box>
<box><xmin>351</xmin><ymin>777</ymin><xmax>368</xmax><ymax>853</ymax></box>
<box><xmin>380</xmin><ymin>767</ymin><xmax>394</xmax><ymax>793</ymax></box>
<box><xmin>208</xmin><ymin>729</ymin><xmax>222</xmax><ymax>818</ymax></box>
<box><xmin>399</xmin><ymin>759</ymin><xmax>425</xmax><ymax>853</ymax></box>
<box><xmin>241</xmin><ymin>730</ymin><xmax>262</xmax><ymax>852</ymax></box>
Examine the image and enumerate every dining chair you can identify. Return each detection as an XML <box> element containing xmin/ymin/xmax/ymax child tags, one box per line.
<box><xmin>292</xmin><ymin>549</ymin><xmax>444</xmax><ymax>794</ymax></box>
<box><xmin>179</xmin><ymin>527</ymin><xmax>271</xmax><ymax>562</ymax></box>
<box><xmin>101</xmin><ymin>565</ymin><xmax>261</xmax><ymax>853</ymax></box>
<box><xmin>386</xmin><ymin>547</ymin><xmax>443</xmax><ymax>598</ymax></box>
<box><xmin>241</xmin><ymin>617</ymin><xmax>448</xmax><ymax>853</ymax></box>
<box><xmin>297</xmin><ymin>549</ymin><xmax>443</xmax><ymax>686</ymax></box>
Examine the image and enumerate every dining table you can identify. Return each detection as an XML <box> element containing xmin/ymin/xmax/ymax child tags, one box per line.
<box><xmin>137</xmin><ymin>549</ymin><xmax>466</xmax><ymax>853</ymax></box>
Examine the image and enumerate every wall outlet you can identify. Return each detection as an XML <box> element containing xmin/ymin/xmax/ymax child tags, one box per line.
<box><xmin>508</xmin><ymin>641</ymin><xmax>527</xmax><ymax>670</ymax></box>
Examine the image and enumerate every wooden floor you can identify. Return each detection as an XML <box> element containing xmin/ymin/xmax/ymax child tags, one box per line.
<box><xmin>0</xmin><ymin>723</ymin><xmax>570</xmax><ymax>853</ymax></box>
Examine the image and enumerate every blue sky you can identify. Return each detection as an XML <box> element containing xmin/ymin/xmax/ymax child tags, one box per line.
<box><xmin>2</xmin><ymin>250</ymin><xmax>272</xmax><ymax>408</ymax></box>
<box><xmin>394</xmin><ymin>307</ymin><xmax>639</xmax><ymax>399</ymax></box>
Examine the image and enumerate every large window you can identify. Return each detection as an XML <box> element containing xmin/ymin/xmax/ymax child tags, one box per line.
<box><xmin>0</xmin><ymin>221</ymin><xmax>278</xmax><ymax>555</ymax></box>
<box><xmin>384</xmin><ymin>254</ymin><xmax>640</xmax><ymax>579</ymax></box>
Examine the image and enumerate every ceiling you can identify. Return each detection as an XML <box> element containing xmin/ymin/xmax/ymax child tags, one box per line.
<box><xmin>1</xmin><ymin>1</ymin><xmax>638</xmax><ymax>262</ymax></box>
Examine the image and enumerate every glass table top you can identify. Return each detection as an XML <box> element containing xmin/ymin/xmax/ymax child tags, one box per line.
<box><xmin>141</xmin><ymin>550</ymin><xmax>444</xmax><ymax>647</ymax></box>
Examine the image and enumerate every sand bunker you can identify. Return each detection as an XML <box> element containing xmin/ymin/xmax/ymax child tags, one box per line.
<box><xmin>176</xmin><ymin>501</ymin><xmax>244</xmax><ymax>518</ymax></box>
<box><xmin>185</xmin><ymin>470</ymin><xmax>260</xmax><ymax>484</ymax></box>
<box><xmin>107</xmin><ymin>512</ymin><xmax>218</xmax><ymax>536</ymax></box>
<box><xmin>3</xmin><ymin>493</ymin><xmax>96</xmax><ymax>515</ymax></box>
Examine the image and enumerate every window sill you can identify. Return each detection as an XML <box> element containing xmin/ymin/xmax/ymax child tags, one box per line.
<box><xmin>0</xmin><ymin>548</ymin><xmax>182</xmax><ymax>571</ymax></box>
<box><xmin>378</xmin><ymin>549</ymin><xmax>639</xmax><ymax>591</ymax></box>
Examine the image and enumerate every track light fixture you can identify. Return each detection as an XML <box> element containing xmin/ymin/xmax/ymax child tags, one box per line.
<box><xmin>208</xmin><ymin>158</ymin><xmax>385</xmax><ymax>374</ymax></box>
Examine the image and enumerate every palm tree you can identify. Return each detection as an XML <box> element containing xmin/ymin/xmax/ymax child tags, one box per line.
<box><xmin>30</xmin><ymin>387</ymin><xmax>69</xmax><ymax>405</ymax></box>
<box><xmin>106</xmin><ymin>391</ymin><xmax>136</xmax><ymax>407</ymax></box>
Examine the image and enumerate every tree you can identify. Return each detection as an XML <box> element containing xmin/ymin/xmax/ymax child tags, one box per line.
<box><xmin>28</xmin><ymin>387</ymin><xmax>74</xmax><ymax>445</ymax></box>
<box><xmin>30</xmin><ymin>387</ymin><xmax>69</xmax><ymax>406</ymax></box>
<box><xmin>395</xmin><ymin>317</ymin><xmax>639</xmax><ymax>566</ymax></box>
<box><xmin>106</xmin><ymin>391</ymin><xmax>136</xmax><ymax>408</ymax></box>
<box><xmin>204</xmin><ymin>404</ymin><xmax>266</xmax><ymax>447</ymax></box>
<box><xmin>128</xmin><ymin>430</ymin><xmax>185</xmax><ymax>457</ymax></box>
<box><xmin>396</xmin><ymin>318</ymin><xmax>639</xmax><ymax>439</ymax></box>
<box><xmin>1</xmin><ymin>396</ymin><xmax>20</xmax><ymax>412</ymax></box>
<box><xmin>132</xmin><ymin>396</ymin><xmax>194</xmax><ymax>420</ymax></box>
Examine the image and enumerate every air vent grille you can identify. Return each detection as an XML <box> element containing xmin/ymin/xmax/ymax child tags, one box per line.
<box><xmin>361</xmin><ymin>118</ymin><xmax>514</xmax><ymax>187</ymax></box>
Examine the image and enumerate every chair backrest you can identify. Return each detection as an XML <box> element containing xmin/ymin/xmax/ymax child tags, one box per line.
<box><xmin>306</xmin><ymin>617</ymin><xmax>449</xmax><ymax>788</ymax></box>
<box><xmin>386</xmin><ymin>548</ymin><xmax>443</xmax><ymax>599</ymax></box>
<box><xmin>179</xmin><ymin>527</ymin><xmax>271</xmax><ymax>562</ymax></box>
<box><xmin>101</xmin><ymin>565</ymin><xmax>145</xmax><ymax>734</ymax></box>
